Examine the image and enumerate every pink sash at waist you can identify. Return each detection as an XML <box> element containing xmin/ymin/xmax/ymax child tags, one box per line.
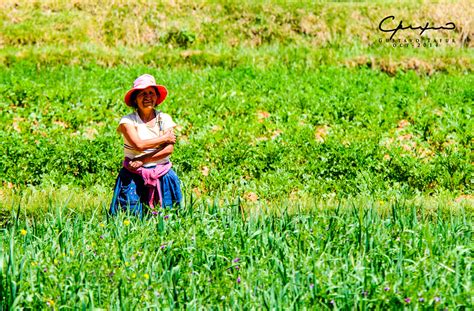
<box><xmin>123</xmin><ymin>158</ymin><xmax>172</xmax><ymax>209</ymax></box>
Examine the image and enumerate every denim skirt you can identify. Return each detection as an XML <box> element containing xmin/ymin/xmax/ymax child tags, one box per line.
<box><xmin>109</xmin><ymin>167</ymin><xmax>182</xmax><ymax>217</ymax></box>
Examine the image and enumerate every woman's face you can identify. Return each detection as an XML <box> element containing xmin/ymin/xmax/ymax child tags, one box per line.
<box><xmin>135</xmin><ymin>87</ymin><xmax>157</xmax><ymax>110</ymax></box>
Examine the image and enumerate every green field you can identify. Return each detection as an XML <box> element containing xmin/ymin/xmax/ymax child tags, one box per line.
<box><xmin>1</xmin><ymin>199</ymin><xmax>472</xmax><ymax>309</ymax></box>
<box><xmin>0</xmin><ymin>0</ymin><xmax>473</xmax><ymax>309</ymax></box>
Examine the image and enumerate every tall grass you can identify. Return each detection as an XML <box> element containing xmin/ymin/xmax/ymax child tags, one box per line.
<box><xmin>1</xmin><ymin>197</ymin><xmax>472</xmax><ymax>309</ymax></box>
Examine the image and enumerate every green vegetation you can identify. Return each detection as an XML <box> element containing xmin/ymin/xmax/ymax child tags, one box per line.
<box><xmin>1</xmin><ymin>199</ymin><xmax>472</xmax><ymax>309</ymax></box>
<box><xmin>0</xmin><ymin>0</ymin><xmax>472</xmax><ymax>309</ymax></box>
<box><xmin>0</xmin><ymin>65</ymin><xmax>472</xmax><ymax>200</ymax></box>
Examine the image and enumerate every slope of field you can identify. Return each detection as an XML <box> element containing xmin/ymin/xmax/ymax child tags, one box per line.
<box><xmin>0</xmin><ymin>0</ymin><xmax>472</xmax><ymax>72</ymax></box>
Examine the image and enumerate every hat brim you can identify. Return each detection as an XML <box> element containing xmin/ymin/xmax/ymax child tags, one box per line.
<box><xmin>124</xmin><ymin>85</ymin><xmax>168</xmax><ymax>107</ymax></box>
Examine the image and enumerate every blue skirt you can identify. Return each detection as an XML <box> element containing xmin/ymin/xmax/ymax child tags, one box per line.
<box><xmin>109</xmin><ymin>167</ymin><xmax>182</xmax><ymax>217</ymax></box>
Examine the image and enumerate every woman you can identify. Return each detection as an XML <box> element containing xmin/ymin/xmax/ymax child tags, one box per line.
<box><xmin>109</xmin><ymin>74</ymin><xmax>182</xmax><ymax>216</ymax></box>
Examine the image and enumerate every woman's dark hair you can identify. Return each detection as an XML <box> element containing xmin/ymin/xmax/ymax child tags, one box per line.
<box><xmin>130</xmin><ymin>87</ymin><xmax>160</xmax><ymax>109</ymax></box>
<box><xmin>130</xmin><ymin>92</ymin><xmax>138</xmax><ymax>109</ymax></box>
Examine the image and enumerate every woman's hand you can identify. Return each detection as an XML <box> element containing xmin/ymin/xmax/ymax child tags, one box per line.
<box><xmin>129</xmin><ymin>160</ymin><xmax>144</xmax><ymax>170</ymax></box>
<box><xmin>161</xmin><ymin>130</ymin><xmax>176</xmax><ymax>145</ymax></box>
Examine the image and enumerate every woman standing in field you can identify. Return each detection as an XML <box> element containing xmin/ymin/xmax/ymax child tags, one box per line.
<box><xmin>109</xmin><ymin>74</ymin><xmax>182</xmax><ymax>216</ymax></box>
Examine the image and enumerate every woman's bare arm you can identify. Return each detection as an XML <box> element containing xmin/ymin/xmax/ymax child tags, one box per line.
<box><xmin>118</xmin><ymin>124</ymin><xmax>175</xmax><ymax>151</ymax></box>
<box><xmin>128</xmin><ymin>144</ymin><xmax>174</xmax><ymax>169</ymax></box>
<box><xmin>137</xmin><ymin>144</ymin><xmax>174</xmax><ymax>163</ymax></box>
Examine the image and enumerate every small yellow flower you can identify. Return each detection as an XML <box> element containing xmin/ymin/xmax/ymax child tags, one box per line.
<box><xmin>20</xmin><ymin>229</ymin><xmax>27</xmax><ymax>236</ymax></box>
<box><xmin>379</xmin><ymin>200</ymin><xmax>385</xmax><ymax>205</ymax></box>
<box><xmin>131</xmin><ymin>273</ymin><xmax>136</xmax><ymax>279</ymax></box>
<box><xmin>99</xmin><ymin>223</ymin><xmax>105</xmax><ymax>228</ymax></box>
<box><xmin>31</xmin><ymin>261</ymin><xmax>37</xmax><ymax>267</ymax></box>
<box><xmin>47</xmin><ymin>299</ymin><xmax>55</xmax><ymax>307</ymax></box>
<box><xmin>53</xmin><ymin>259</ymin><xmax>59</xmax><ymax>265</ymax></box>
<box><xmin>91</xmin><ymin>242</ymin><xmax>96</xmax><ymax>247</ymax></box>
<box><xmin>143</xmin><ymin>273</ymin><xmax>150</xmax><ymax>280</ymax></box>
<box><xmin>125</xmin><ymin>262</ymin><xmax>130</xmax><ymax>267</ymax></box>
<box><xmin>124</xmin><ymin>220</ymin><xmax>131</xmax><ymax>226</ymax></box>
<box><xmin>69</xmin><ymin>250</ymin><xmax>74</xmax><ymax>256</ymax></box>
